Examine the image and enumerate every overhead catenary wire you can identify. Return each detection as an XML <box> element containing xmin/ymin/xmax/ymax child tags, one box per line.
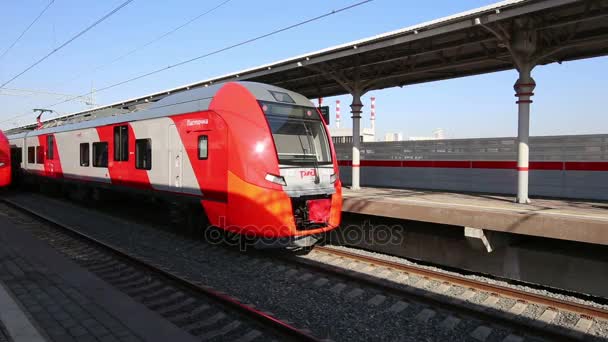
<box><xmin>0</xmin><ymin>0</ymin><xmax>135</xmax><ymax>89</ymax></box>
<box><xmin>47</xmin><ymin>0</ymin><xmax>374</xmax><ymax>109</ymax></box>
<box><xmin>0</xmin><ymin>0</ymin><xmax>55</xmax><ymax>61</ymax></box>
<box><xmin>0</xmin><ymin>0</ymin><xmax>373</xmax><ymax>127</ymax></box>
<box><xmin>56</xmin><ymin>0</ymin><xmax>234</xmax><ymax>87</ymax></box>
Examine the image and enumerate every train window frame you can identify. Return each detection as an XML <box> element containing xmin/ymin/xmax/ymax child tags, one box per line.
<box><xmin>197</xmin><ymin>135</ymin><xmax>208</xmax><ymax>160</ymax></box>
<box><xmin>80</xmin><ymin>143</ymin><xmax>90</xmax><ymax>167</ymax></box>
<box><xmin>28</xmin><ymin>146</ymin><xmax>35</xmax><ymax>164</ymax></box>
<box><xmin>135</xmin><ymin>139</ymin><xmax>152</xmax><ymax>170</ymax></box>
<box><xmin>36</xmin><ymin>146</ymin><xmax>44</xmax><ymax>164</ymax></box>
<box><xmin>47</xmin><ymin>135</ymin><xmax>54</xmax><ymax>160</ymax></box>
<box><xmin>93</xmin><ymin>142</ymin><xmax>108</xmax><ymax>168</ymax></box>
<box><xmin>113</xmin><ymin>125</ymin><xmax>129</xmax><ymax>161</ymax></box>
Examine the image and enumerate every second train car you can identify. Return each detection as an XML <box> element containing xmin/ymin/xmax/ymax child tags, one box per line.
<box><xmin>0</xmin><ymin>130</ymin><xmax>10</xmax><ymax>187</ymax></box>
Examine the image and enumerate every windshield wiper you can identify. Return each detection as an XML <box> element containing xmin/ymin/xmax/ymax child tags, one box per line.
<box><xmin>302</xmin><ymin>122</ymin><xmax>320</xmax><ymax>184</ymax></box>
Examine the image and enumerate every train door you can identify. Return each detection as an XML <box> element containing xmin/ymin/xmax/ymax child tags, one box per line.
<box><xmin>168</xmin><ymin>124</ymin><xmax>183</xmax><ymax>190</ymax></box>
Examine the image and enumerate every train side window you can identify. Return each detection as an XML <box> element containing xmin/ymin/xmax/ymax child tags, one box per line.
<box><xmin>36</xmin><ymin>146</ymin><xmax>44</xmax><ymax>164</ymax></box>
<box><xmin>28</xmin><ymin>147</ymin><xmax>35</xmax><ymax>164</ymax></box>
<box><xmin>47</xmin><ymin>135</ymin><xmax>54</xmax><ymax>160</ymax></box>
<box><xmin>135</xmin><ymin>139</ymin><xmax>152</xmax><ymax>170</ymax></box>
<box><xmin>12</xmin><ymin>147</ymin><xmax>22</xmax><ymax>165</ymax></box>
<box><xmin>198</xmin><ymin>135</ymin><xmax>208</xmax><ymax>160</ymax></box>
<box><xmin>80</xmin><ymin>143</ymin><xmax>90</xmax><ymax>167</ymax></box>
<box><xmin>113</xmin><ymin>125</ymin><xmax>129</xmax><ymax>161</ymax></box>
<box><xmin>93</xmin><ymin>142</ymin><xmax>108</xmax><ymax>167</ymax></box>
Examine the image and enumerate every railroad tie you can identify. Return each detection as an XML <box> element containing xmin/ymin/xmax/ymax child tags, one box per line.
<box><xmin>146</xmin><ymin>291</ymin><xmax>186</xmax><ymax>308</ymax></box>
<box><xmin>480</xmin><ymin>294</ymin><xmax>500</xmax><ymax>309</ymax></box>
<box><xmin>501</xmin><ymin>334</ymin><xmax>524</xmax><ymax>342</ymax></box>
<box><xmin>157</xmin><ymin>297</ymin><xmax>197</xmax><ymax>315</ymax></box>
<box><xmin>315</xmin><ymin>254</ymin><xmax>333</xmax><ymax>263</ymax></box>
<box><xmin>330</xmin><ymin>283</ymin><xmax>347</xmax><ymax>294</ymax></box>
<box><xmin>451</xmin><ymin>289</ymin><xmax>477</xmax><ymax>303</ymax></box>
<box><xmin>507</xmin><ymin>301</ymin><xmax>527</xmax><ymax>316</ymax></box>
<box><xmin>297</xmin><ymin>273</ymin><xmax>314</xmax><ymax>281</ymax></box>
<box><xmin>387</xmin><ymin>300</ymin><xmax>409</xmax><ymax>313</ymax></box>
<box><xmin>169</xmin><ymin>304</ymin><xmax>211</xmax><ymax>323</ymax></box>
<box><xmin>415</xmin><ymin>308</ymin><xmax>436</xmax><ymax>322</ymax></box>
<box><xmin>536</xmin><ymin>308</ymin><xmax>558</xmax><ymax>327</ymax></box>
<box><xmin>433</xmin><ymin>282</ymin><xmax>452</xmax><ymax>294</ymax></box>
<box><xmin>330</xmin><ymin>258</ymin><xmax>346</xmax><ymax>266</ymax></box>
<box><xmin>345</xmin><ymin>288</ymin><xmax>364</xmax><ymax>299</ymax></box>
<box><xmin>367</xmin><ymin>294</ymin><xmax>386</xmax><ymax>307</ymax></box>
<box><xmin>439</xmin><ymin>315</ymin><xmax>461</xmax><ymax>331</ymax></box>
<box><xmin>569</xmin><ymin>316</ymin><xmax>594</xmax><ymax>338</ymax></box>
<box><xmin>413</xmin><ymin>277</ymin><xmax>430</xmax><ymax>289</ymax></box>
<box><xmin>312</xmin><ymin>278</ymin><xmax>329</xmax><ymax>287</ymax></box>
<box><xmin>233</xmin><ymin>330</ymin><xmax>263</xmax><ymax>342</ymax></box>
<box><xmin>189</xmin><ymin>312</ymin><xmax>227</xmax><ymax>331</ymax></box>
<box><xmin>360</xmin><ymin>265</ymin><xmax>375</xmax><ymax>273</ymax></box>
<box><xmin>391</xmin><ymin>273</ymin><xmax>409</xmax><ymax>284</ymax></box>
<box><xmin>199</xmin><ymin>320</ymin><xmax>241</xmax><ymax>340</ymax></box>
<box><xmin>284</xmin><ymin>269</ymin><xmax>299</xmax><ymax>277</ymax></box>
<box><xmin>375</xmin><ymin>269</ymin><xmax>392</xmax><ymax>278</ymax></box>
<box><xmin>470</xmin><ymin>325</ymin><xmax>493</xmax><ymax>341</ymax></box>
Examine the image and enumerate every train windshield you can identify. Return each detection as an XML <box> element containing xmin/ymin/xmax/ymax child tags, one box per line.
<box><xmin>261</xmin><ymin>102</ymin><xmax>332</xmax><ymax>166</ymax></box>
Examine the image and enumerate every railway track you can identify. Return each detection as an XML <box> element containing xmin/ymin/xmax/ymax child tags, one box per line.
<box><xmin>284</xmin><ymin>245</ymin><xmax>608</xmax><ymax>341</ymax></box>
<box><xmin>0</xmin><ymin>198</ymin><xmax>319</xmax><ymax>342</ymax></box>
<box><xmin>3</xmin><ymin>191</ymin><xmax>608</xmax><ymax>341</ymax></box>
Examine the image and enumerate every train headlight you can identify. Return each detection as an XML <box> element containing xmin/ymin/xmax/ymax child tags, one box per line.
<box><xmin>330</xmin><ymin>173</ymin><xmax>338</xmax><ymax>184</ymax></box>
<box><xmin>0</xmin><ymin>162</ymin><xmax>4</xmax><ymax>167</ymax></box>
<box><xmin>265</xmin><ymin>173</ymin><xmax>287</xmax><ymax>186</ymax></box>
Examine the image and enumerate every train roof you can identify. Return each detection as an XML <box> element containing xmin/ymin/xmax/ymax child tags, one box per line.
<box><xmin>6</xmin><ymin>82</ymin><xmax>313</xmax><ymax>139</ymax></box>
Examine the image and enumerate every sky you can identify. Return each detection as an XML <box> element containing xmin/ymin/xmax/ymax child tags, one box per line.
<box><xmin>0</xmin><ymin>0</ymin><xmax>606</xmax><ymax>139</ymax></box>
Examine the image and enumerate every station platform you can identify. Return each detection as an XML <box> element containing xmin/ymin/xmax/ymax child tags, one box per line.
<box><xmin>342</xmin><ymin>187</ymin><xmax>608</xmax><ymax>246</ymax></box>
<box><xmin>0</xmin><ymin>203</ymin><xmax>197</xmax><ymax>342</ymax></box>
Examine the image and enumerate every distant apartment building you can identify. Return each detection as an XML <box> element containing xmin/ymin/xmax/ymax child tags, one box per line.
<box><xmin>408</xmin><ymin>128</ymin><xmax>445</xmax><ymax>141</ymax></box>
<box><xmin>384</xmin><ymin>132</ymin><xmax>403</xmax><ymax>142</ymax></box>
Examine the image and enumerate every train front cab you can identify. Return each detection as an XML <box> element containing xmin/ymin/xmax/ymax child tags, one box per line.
<box><xmin>205</xmin><ymin>82</ymin><xmax>342</xmax><ymax>248</ymax></box>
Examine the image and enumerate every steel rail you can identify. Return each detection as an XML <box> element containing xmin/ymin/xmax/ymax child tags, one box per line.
<box><xmin>314</xmin><ymin>245</ymin><xmax>608</xmax><ymax>321</ymax></box>
<box><xmin>1</xmin><ymin>198</ymin><xmax>320</xmax><ymax>342</ymax></box>
<box><xmin>270</xmin><ymin>245</ymin><xmax>604</xmax><ymax>342</ymax></box>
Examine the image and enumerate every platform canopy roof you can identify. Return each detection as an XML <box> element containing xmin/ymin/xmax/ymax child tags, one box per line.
<box><xmin>8</xmin><ymin>0</ymin><xmax>608</xmax><ymax>133</ymax></box>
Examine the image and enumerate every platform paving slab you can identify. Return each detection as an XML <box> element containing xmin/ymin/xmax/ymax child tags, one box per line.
<box><xmin>0</xmin><ymin>280</ymin><xmax>46</xmax><ymax>342</ymax></box>
<box><xmin>343</xmin><ymin>187</ymin><xmax>608</xmax><ymax>245</ymax></box>
<box><xmin>0</xmin><ymin>206</ymin><xmax>198</xmax><ymax>342</ymax></box>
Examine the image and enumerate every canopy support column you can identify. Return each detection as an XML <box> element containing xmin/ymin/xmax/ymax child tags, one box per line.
<box><xmin>514</xmin><ymin>65</ymin><xmax>535</xmax><ymax>204</ymax></box>
<box><xmin>350</xmin><ymin>91</ymin><xmax>363</xmax><ymax>190</ymax></box>
<box><xmin>510</xmin><ymin>20</ymin><xmax>538</xmax><ymax>204</ymax></box>
<box><xmin>483</xmin><ymin>18</ymin><xmax>539</xmax><ymax>203</ymax></box>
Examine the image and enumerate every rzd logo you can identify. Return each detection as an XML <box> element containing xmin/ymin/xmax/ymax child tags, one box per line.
<box><xmin>299</xmin><ymin>169</ymin><xmax>317</xmax><ymax>178</ymax></box>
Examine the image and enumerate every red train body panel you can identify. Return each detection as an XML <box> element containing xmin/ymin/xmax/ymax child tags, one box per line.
<box><xmin>0</xmin><ymin>130</ymin><xmax>10</xmax><ymax>187</ymax></box>
<box><xmin>7</xmin><ymin>82</ymin><xmax>342</xmax><ymax>247</ymax></box>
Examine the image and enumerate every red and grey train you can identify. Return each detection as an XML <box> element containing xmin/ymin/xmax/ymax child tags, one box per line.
<box><xmin>0</xmin><ymin>130</ymin><xmax>11</xmax><ymax>187</ymax></box>
<box><xmin>7</xmin><ymin>82</ymin><xmax>342</xmax><ymax>247</ymax></box>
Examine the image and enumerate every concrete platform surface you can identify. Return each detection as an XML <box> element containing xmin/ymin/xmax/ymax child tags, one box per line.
<box><xmin>0</xmin><ymin>203</ymin><xmax>198</xmax><ymax>342</ymax></box>
<box><xmin>342</xmin><ymin>187</ymin><xmax>608</xmax><ymax>245</ymax></box>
